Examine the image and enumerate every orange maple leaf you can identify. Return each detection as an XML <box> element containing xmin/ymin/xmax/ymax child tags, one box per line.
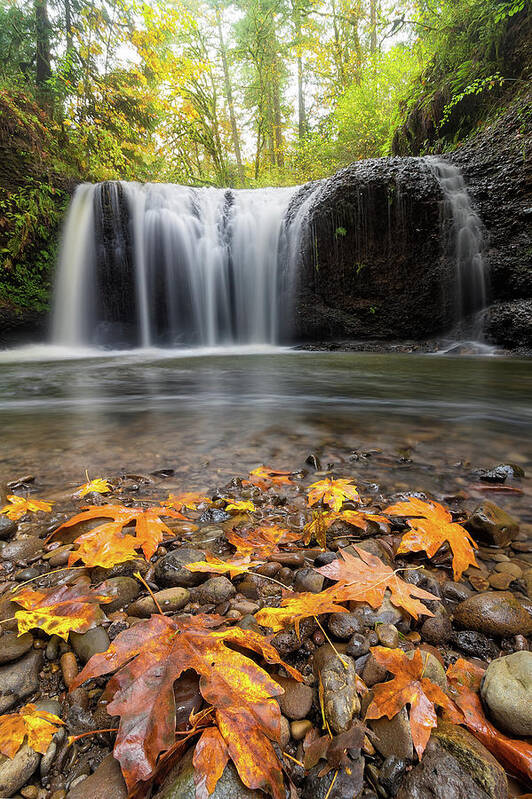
<box><xmin>71</xmin><ymin>613</ymin><xmax>303</xmax><ymax>798</ymax></box>
<box><xmin>447</xmin><ymin>658</ymin><xmax>532</xmax><ymax>782</ymax></box>
<box><xmin>255</xmin><ymin>586</ymin><xmax>349</xmax><ymax>635</ymax></box>
<box><xmin>185</xmin><ymin>552</ymin><xmax>264</xmax><ymax>579</ymax></box>
<box><xmin>12</xmin><ymin>579</ymin><xmax>112</xmax><ymax>640</ymax></box>
<box><xmin>303</xmin><ymin>509</ymin><xmax>388</xmax><ymax>546</ymax></box>
<box><xmin>384</xmin><ymin>497</ymin><xmax>477</xmax><ymax>580</ymax></box>
<box><xmin>0</xmin><ymin>495</ymin><xmax>53</xmax><ymax>521</ymax></box>
<box><xmin>166</xmin><ymin>492</ymin><xmax>210</xmax><ymax>512</ymax></box>
<box><xmin>244</xmin><ymin>466</ymin><xmax>295</xmax><ymax>491</ymax></box>
<box><xmin>0</xmin><ymin>703</ymin><xmax>64</xmax><ymax>758</ymax></box>
<box><xmin>307</xmin><ymin>478</ymin><xmax>359</xmax><ymax>512</ymax></box>
<box><xmin>365</xmin><ymin>647</ymin><xmax>458</xmax><ymax>758</ymax></box>
<box><xmin>227</xmin><ymin>524</ymin><xmax>301</xmax><ymax>558</ymax></box>
<box><xmin>315</xmin><ymin>546</ymin><xmax>438</xmax><ymax>619</ymax></box>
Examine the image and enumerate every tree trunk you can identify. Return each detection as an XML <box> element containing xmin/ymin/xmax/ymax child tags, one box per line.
<box><xmin>272</xmin><ymin>64</ymin><xmax>283</xmax><ymax>168</ymax></box>
<box><xmin>331</xmin><ymin>0</ymin><xmax>344</xmax><ymax>87</ymax></box>
<box><xmin>369</xmin><ymin>0</ymin><xmax>378</xmax><ymax>53</ymax></box>
<box><xmin>294</xmin><ymin>3</ymin><xmax>307</xmax><ymax>140</ymax></box>
<box><xmin>35</xmin><ymin>0</ymin><xmax>52</xmax><ymax>107</ymax></box>
<box><xmin>215</xmin><ymin>2</ymin><xmax>244</xmax><ymax>186</ymax></box>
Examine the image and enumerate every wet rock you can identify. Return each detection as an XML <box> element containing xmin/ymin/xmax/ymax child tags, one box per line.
<box><xmin>314</xmin><ymin>551</ymin><xmax>337</xmax><ymax>567</ymax></box>
<box><xmin>128</xmin><ymin>587</ymin><xmax>190</xmax><ymax>617</ymax></box>
<box><xmin>66</xmin><ymin>754</ymin><xmax>126</xmax><ymax>799</ymax></box>
<box><xmin>0</xmin><ymin>517</ymin><xmax>17</xmax><ymax>540</ymax></box>
<box><xmin>198</xmin><ymin>507</ymin><xmax>230</xmax><ymax>524</ymax></box>
<box><xmin>0</xmin><ymin>744</ymin><xmax>40</xmax><ymax>797</ymax></box>
<box><xmin>480</xmin><ymin>464</ymin><xmax>525</xmax><ymax>483</ymax></box>
<box><xmin>328</xmin><ymin>612</ymin><xmax>364</xmax><ymax>640</ymax></box>
<box><xmin>361</xmin><ymin>654</ymin><xmax>388</xmax><ymax>687</ymax></box>
<box><xmin>91</xmin><ymin>558</ymin><xmax>148</xmax><ymax>582</ymax></box>
<box><xmin>154</xmin><ymin>748</ymin><xmax>261</xmax><ymax>798</ymax></box>
<box><xmin>376</xmin><ymin>623</ymin><xmax>399</xmax><ymax>649</ymax></box>
<box><xmin>379</xmin><ymin>755</ymin><xmax>407</xmax><ymax>797</ymax></box>
<box><xmin>0</xmin><ymin>650</ymin><xmax>42</xmax><ymax>713</ymax></box>
<box><xmin>97</xmin><ymin>577</ymin><xmax>140</xmax><ymax>613</ymax></box>
<box><xmin>396</xmin><ymin>739</ymin><xmax>491</xmax><ymax>799</ymax></box>
<box><xmin>195</xmin><ymin>576</ymin><xmax>235</xmax><ymax>605</ymax></box>
<box><xmin>443</xmin><ymin>581</ymin><xmax>473</xmax><ymax>604</ymax></box>
<box><xmin>303</xmin><ymin>758</ymin><xmax>364</xmax><ymax>799</ymax></box>
<box><xmin>494</xmin><ymin>561</ymin><xmax>522</xmax><ymax>579</ymax></box>
<box><xmin>488</xmin><ymin>572</ymin><xmax>514</xmax><ymax>590</ymax></box>
<box><xmin>0</xmin><ymin>632</ymin><xmax>34</xmax><ymax>664</ymax></box>
<box><xmin>346</xmin><ymin>633</ymin><xmax>370</xmax><ymax>658</ymax></box>
<box><xmin>275</xmin><ymin>676</ymin><xmax>313</xmax><ymax>720</ymax></box>
<box><xmin>453</xmin><ymin>591</ymin><xmax>532</xmax><ymax>637</ymax></box>
<box><xmin>452</xmin><ymin>630</ymin><xmax>499</xmax><ymax>660</ymax></box>
<box><xmin>466</xmin><ymin>502</ymin><xmax>519</xmax><ymax>548</ymax></box>
<box><xmin>154</xmin><ymin>548</ymin><xmax>206</xmax><ymax>588</ymax></box>
<box><xmin>480</xmin><ymin>651</ymin><xmax>532</xmax><ymax>736</ymax></box>
<box><xmin>433</xmin><ymin>721</ymin><xmax>508</xmax><ymax>799</ymax></box>
<box><xmin>291</xmin><ymin>719</ymin><xmax>313</xmax><ymax>740</ymax></box>
<box><xmin>369</xmin><ymin>707</ymin><xmax>413</xmax><ymax>760</ymax></box>
<box><xmin>0</xmin><ymin>537</ymin><xmax>43</xmax><ymax>562</ymax></box>
<box><xmin>279</xmin><ymin>715</ymin><xmax>290</xmax><ymax>748</ymax></box>
<box><xmin>350</xmin><ymin>598</ymin><xmax>408</xmax><ymax>629</ymax></box>
<box><xmin>313</xmin><ymin>645</ymin><xmax>359</xmax><ymax>733</ymax></box>
<box><xmin>272</xmin><ymin>552</ymin><xmax>305</xmax><ymax>568</ymax></box>
<box><xmin>271</xmin><ymin>618</ymin><xmax>317</xmax><ymax>654</ymax></box>
<box><xmin>70</xmin><ymin>626</ymin><xmax>110</xmax><ymax>664</ymax></box>
<box><xmin>420</xmin><ymin>607</ymin><xmax>452</xmax><ymax>644</ymax></box>
<box><xmin>410</xmin><ymin>649</ymin><xmax>446</xmax><ymax>689</ymax></box>
<box><xmin>237</xmin><ymin>614</ymin><xmax>262</xmax><ymax>634</ymax></box>
<box><xmin>294</xmin><ymin>568</ymin><xmax>324</xmax><ymax>593</ymax></box>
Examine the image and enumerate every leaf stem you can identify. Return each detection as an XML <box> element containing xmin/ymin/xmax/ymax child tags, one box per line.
<box><xmin>134</xmin><ymin>571</ymin><xmax>163</xmax><ymax>615</ymax></box>
<box><xmin>324</xmin><ymin>769</ymin><xmax>338</xmax><ymax>799</ymax></box>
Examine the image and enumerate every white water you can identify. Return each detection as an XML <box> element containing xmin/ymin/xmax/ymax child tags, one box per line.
<box><xmin>426</xmin><ymin>157</ymin><xmax>487</xmax><ymax>330</ymax></box>
<box><xmin>52</xmin><ymin>183</ymin><xmax>298</xmax><ymax>348</ymax></box>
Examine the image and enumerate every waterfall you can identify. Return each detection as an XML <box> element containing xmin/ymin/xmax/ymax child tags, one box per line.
<box><xmin>426</xmin><ymin>157</ymin><xmax>487</xmax><ymax>332</ymax></box>
<box><xmin>52</xmin><ymin>182</ymin><xmax>298</xmax><ymax>348</ymax></box>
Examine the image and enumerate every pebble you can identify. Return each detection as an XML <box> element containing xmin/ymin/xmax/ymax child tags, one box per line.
<box><xmin>480</xmin><ymin>651</ymin><xmax>532</xmax><ymax>736</ymax></box>
<box><xmin>152</xmin><ymin>748</ymin><xmax>259</xmax><ymax>798</ymax></box>
<box><xmin>488</xmin><ymin>572</ymin><xmax>513</xmax><ymax>590</ymax></box>
<box><xmin>379</xmin><ymin>755</ymin><xmax>408</xmax><ymax>796</ymax></box>
<box><xmin>230</xmin><ymin>600</ymin><xmax>259</xmax><ymax>615</ymax></box>
<box><xmin>128</xmin><ymin>587</ymin><xmax>190</xmax><ymax>617</ymax></box>
<box><xmin>346</xmin><ymin>633</ymin><xmax>370</xmax><ymax>658</ymax></box>
<box><xmin>0</xmin><ymin>537</ymin><xmax>44</xmax><ymax>562</ymax></box>
<box><xmin>0</xmin><ymin>650</ymin><xmax>42</xmax><ymax>713</ymax></box>
<box><xmin>376</xmin><ymin>623</ymin><xmax>399</xmax><ymax>648</ymax></box>
<box><xmin>154</xmin><ymin>548</ymin><xmax>206</xmax><ymax>587</ymax></box>
<box><xmin>269</xmin><ymin>552</ymin><xmax>305</xmax><ymax>568</ymax></box>
<box><xmin>0</xmin><ymin>745</ymin><xmax>40</xmax><ymax>797</ymax></box>
<box><xmin>494</xmin><ymin>561</ymin><xmax>522</xmax><ymax>578</ymax></box>
<box><xmin>361</xmin><ymin>654</ymin><xmax>388</xmax><ymax>687</ymax></box>
<box><xmin>275</xmin><ymin>676</ymin><xmax>313</xmax><ymax>720</ymax></box>
<box><xmin>21</xmin><ymin>786</ymin><xmax>38</xmax><ymax>798</ymax></box>
<box><xmin>60</xmin><ymin>652</ymin><xmax>78</xmax><ymax>688</ymax></box>
<box><xmin>0</xmin><ymin>517</ymin><xmax>17</xmax><ymax>540</ymax></box>
<box><xmin>294</xmin><ymin>568</ymin><xmax>324</xmax><ymax>593</ymax></box>
<box><xmin>70</xmin><ymin>626</ymin><xmax>110</xmax><ymax>664</ymax></box>
<box><xmin>0</xmin><ymin>632</ymin><xmax>34</xmax><ymax>664</ymax></box>
<box><xmin>313</xmin><ymin>645</ymin><xmax>359</xmax><ymax>733</ymax></box>
<box><xmin>66</xmin><ymin>754</ymin><xmax>126</xmax><ymax>799</ymax></box>
<box><xmin>328</xmin><ymin>612</ymin><xmax>364</xmax><ymax>640</ymax></box>
<box><xmin>369</xmin><ymin>706</ymin><xmax>413</xmax><ymax>760</ymax></box>
<box><xmin>290</xmin><ymin>719</ymin><xmax>313</xmax><ymax>741</ymax></box>
<box><xmin>466</xmin><ymin>501</ymin><xmax>519</xmax><ymax>548</ymax></box>
<box><xmin>97</xmin><ymin>577</ymin><xmax>140</xmax><ymax>613</ymax></box>
<box><xmin>195</xmin><ymin>576</ymin><xmax>235</xmax><ymax>605</ymax></box>
<box><xmin>452</xmin><ymin>630</ymin><xmax>499</xmax><ymax>661</ymax></box>
<box><xmin>453</xmin><ymin>591</ymin><xmax>532</xmax><ymax>637</ymax></box>
<box><xmin>420</xmin><ymin>607</ymin><xmax>452</xmax><ymax>644</ymax></box>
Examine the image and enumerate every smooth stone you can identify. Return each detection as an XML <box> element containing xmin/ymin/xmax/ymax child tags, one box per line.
<box><xmin>0</xmin><ymin>650</ymin><xmax>42</xmax><ymax>713</ymax></box>
<box><xmin>198</xmin><ymin>507</ymin><xmax>230</xmax><ymax>524</ymax></box>
<box><xmin>153</xmin><ymin>748</ymin><xmax>261</xmax><ymax>798</ymax></box>
<box><xmin>368</xmin><ymin>707</ymin><xmax>414</xmax><ymax>760</ymax></box>
<box><xmin>313</xmin><ymin>645</ymin><xmax>359</xmax><ymax>733</ymax></box>
<box><xmin>494</xmin><ymin>561</ymin><xmax>522</xmax><ymax>579</ymax></box>
<box><xmin>379</xmin><ymin>756</ymin><xmax>407</xmax><ymax>796</ymax></box>
<box><xmin>275</xmin><ymin>676</ymin><xmax>313</xmax><ymax>720</ymax></box>
<box><xmin>236</xmin><ymin>614</ymin><xmax>262</xmax><ymax>634</ymax></box>
<box><xmin>443</xmin><ymin>581</ymin><xmax>473</xmax><ymax>604</ymax></box>
<box><xmin>480</xmin><ymin>651</ymin><xmax>532</xmax><ymax>736</ymax></box>
<box><xmin>396</xmin><ymin>739</ymin><xmax>491</xmax><ymax>799</ymax></box>
<box><xmin>0</xmin><ymin>744</ymin><xmax>40</xmax><ymax>797</ymax></box>
<box><xmin>350</xmin><ymin>597</ymin><xmax>407</xmax><ymax>629</ymax></box>
<box><xmin>376</xmin><ymin>623</ymin><xmax>399</xmax><ymax>649</ymax></box>
<box><xmin>67</xmin><ymin>754</ymin><xmax>126</xmax><ymax>799</ymax></box>
<box><xmin>433</xmin><ymin>721</ymin><xmax>508</xmax><ymax>799</ymax></box>
<box><xmin>488</xmin><ymin>572</ymin><xmax>513</xmax><ymax>590</ymax></box>
<box><xmin>34</xmin><ymin>698</ymin><xmax>61</xmax><ymax>716</ymax></box>
<box><xmin>453</xmin><ymin>591</ymin><xmax>532</xmax><ymax>637</ymax></box>
<box><xmin>279</xmin><ymin>715</ymin><xmax>290</xmax><ymax>749</ymax></box>
<box><xmin>421</xmin><ymin>607</ymin><xmax>453</xmax><ymax>644</ymax></box>
<box><xmin>361</xmin><ymin>653</ymin><xmax>388</xmax><ymax>687</ymax></box>
<box><xmin>91</xmin><ymin>558</ymin><xmax>149</xmax><ymax>583</ymax></box>
<box><xmin>70</xmin><ymin>626</ymin><xmax>110</xmax><ymax>664</ymax></box>
<box><xmin>466</xmin><ymin>502</ymin><xmax>519</xmax><ymax>548</ymax></box>
<box><xmin>0</xmin><ymin>537</ymin><xmax>43</xmax><ymax>562</ymax></box>
<box><xmin>97</xmin><ymin>577</ymin><xmax>140</xmax><ymax>613</ymax></box>
<box><xmin>0</xmin><ymin>517</ymin><xmax>17</xmax><ymax>540</ymax></box>
<box><xmin>294</xmin><ymin>568</ymin><xmax>324</xmax><ymax>594</ymax></box>
<box><xmin>328</xmin><ymin>612</ymin><xmax>364</xmax><ymax>640</ymax></box>
<box><xmin>290</xmin><ymin>719</ymin><xmax>313</xmax><ymax>741</ymax></box>
<box><xmin>195</xmin><ymin>576</ymin><xmax>235</xmax><ymax>605</ymax></box>
<box><xmin>346</xmin><ymin>633</ymin><xmax>370</xmax><ymax>658</ymax></box>
<box><xmin>154</xmin><ymin>548</ymin><xmax>206</xmax><ymax>588</ymax></box>
<box><xmin>302</xmin><ymin>758</ymin><xmax>364</xmax><ymax>799</ymax></box>
<box><xmin>128</xmin><ymin>587</ymin><xmax>190</xmax><ymax>617</ymax></box>
<box><xmin>407</xmin><ymin>649</ymin><xmax>447</xmax><ymax>690</ymax></box>
<box><xmin>0</xmin><ymin>632</ymin><xmax>34</xmax><ymax>664</ymax></box>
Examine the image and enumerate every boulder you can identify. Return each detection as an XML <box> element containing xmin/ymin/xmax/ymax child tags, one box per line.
<box><xmin>452</xmin><ymin>591</ymin><xmax>532</xmax><ymax>637</ymax></box>
<box><xmin>433</xmin><ymin>721</ymin><xmax>508</xmax><ymax>799</ymax></box>
<box><xmin>396</xmin><ymin>739</ymin><xmax>491</xmax><ymax>799</ymax></box>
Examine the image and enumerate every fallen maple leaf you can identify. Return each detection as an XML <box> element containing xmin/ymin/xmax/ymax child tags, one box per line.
<box><xmin>447</xmin><ymin>657</ymin><xmax>532</xmax><ymax>782</ymax></box>
<box><xmin>244</xmin><ymin>466</ymin><xmax>295</xmax><ymax>491</ymax></box>
<box><xmin>255</xmin><ymin>586</ymin><xmax>349</xmax><ymax>635</ymax></box>
<box><xmin>315</xmin><ymin>546</ymin><xmax>438</xmax><ymax>619</ymax></box>
<box><xmin>166</xmin><ymin>492</ymin><xmax>211</xmax><ymax>512</ymax></box>
<box><xmin>224</xmin><ymin>500</ymin><xmax>256</xmax><ymax>513</ymax></box>
<box><xmin>365</xmin><ymin>647</ymin><xmax>458</xmax><ymax>758</ymax></box>
<box><xmin>303</xmin><ymin>509</ymin><xmax>388</xmax><ymax>546</ymax></box>
<box><xmin>227</xmin><ymin>524</ymin><xmax>300</xmax><ymax>558</ymax></box>
<box><xmin>185</xmin><ymin>552</ymin><xmax>264</xmax><ymax>579</ymax></box>
<box><xmin>0</xmin><ymin>495</ymin><xmax>53</xmax><ymax>521</ymax></box>
<box><xmin>75</xmin><ymin>477</ymin><xmax>111</xmax><ymax>497</ymax></box>
<box><xmin>307</xmin><ymin>478</ymin><xmax>360</xmax><ymax>512</ymax></box>
<box><xmin>71</xmin><ymin>613</ymin><xmax>303</xmax><ymax>798</ymax></box>
<box><xmin>12</xmin><ymin>579</ymin><xmax>112</xmax><ymax>640</ymax></box>
<box><xmin>384</xmin><ymin>497</ymin><xmax>477</xmax><ymax>580</ymax></box>
<box><xmin>0</xmin><ymin>703</ymin><xmax>64</xmax><ymax>758</ymax></box>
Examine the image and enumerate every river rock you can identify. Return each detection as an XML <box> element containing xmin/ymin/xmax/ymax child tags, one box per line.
<box><xmin>396</xmin><ymin>739</ymin><xmax>491</xmax><ymax>799</ymax></box>
<box><xmin>328</xmin><ymin>612</ymin><xmax>364</xmax><ymax>640</ymax></box>
<box><xmin>350</xmin><ymin>597</ymin><xmax>407</xmax><ymax>629</ymax></box>
<box><xmin>452</xmin><ymin>630</ymin><xmax>499</xmax><ymax>660</ymax></box>
<box><xmin>0</xmin><ymin>632</ymin><xmax>34</xmax><ymax>664</ymax></box>
<box><xmin>91</xmin><ymin>558</ymin><xmax>148</xmax><ymax>582</ymax></box>
<box><xmin>369</xmin><ymin>707</ymin><xmax>414</xmax><ymax>760</ymax></box>
<box><xmin>128</xmin><ymin>587</ymin><xmax>190</xmax><ymax>617</ymax></box>
<box><xmin>433</xmin><ymin>721</ymin><xmax>508</xmax><ymax>799</ymax></box>
<box><xmin>70</xmin><ymin>626</ymin><xmax>110</xmax><ymax>664</ymax></box>
<box><xmin>294</xmin><ymin>568</ymin><xmax>324</xmax><ymax>593</ymax></box>
<box><xmin>0</xmin><ymin>743</ymin><xmax>40</xmax><ymax>797</ymax></box>
<box><xmin>346</xmin><ymin>633</ymin><xmax>370</xmax><ymax>658</ymax></box>
<box><xmin>275</xmin><ymin>676</ymin><xmax>313</xmax><ymax>720</ymax></box>
<box><xmin>420</xmin><ymin>606</ymin><xmax>452</xmax><ymax>644</ymax></box>
<box><xmin>408</xmin><ymin>649</ymin><xmax>447</xmax><ymax>689</ymax></box>
<box><xmin>379</xmin><ymin>755</ymin><xmax>407</xmax><ymax>796</ymax></box>
<box><xmin>0</xmin><ymin>650</ymin><xmax>42</xmax><ymax>713</ymax></box>
<box><xmin>0</xmin><ymin>517</ymin><xmax>17</xmax><ymax>540</ymax></box>
<box><xmin>453</xmin><ymin>591</ymin><xmax>532</xmax><ymax>637</ymax></box>
<box><xmin>0</xmin><ymin>536</ymin><xmax>43</xmax><ymax>562</ymax></box>
<box><xmin>154</xmin><ymin>548</ymin><xmax>206</xmax><ymax>587</ymax></box>
<box><xmin>154</xmin><ymin>748</ymin><xmax>261</xmax><ymax>798</ymax></box>
<box><xmin>195</xmin><ymin>576</ymin><xmax>235</xmax><ymax>604</ymax></box>
<box><xmin>480</xmin><ymin>651</ymin><xmax>532</xmax><ymax>736</ymax></box>
<box><xmin>302</xmin><ymin>758</ymin><xmax>364</xmax><ymax>799</ymax></box>
<box><xmin>466</xmin><ymin>501</ymin><xmax>519</xmax><ymax>547</ymax></box>
<box><xmin>376</xmin><ymin>623</ymin><xmax>399</xmax><ymax>648</ymax></box>
<box><xmin>97</xmin><ymin>577</ymin><xmax>140</xmax><ymax>612</ymax></box>
<box><xmin>313</xmin><ymin>645</ymin><xmax>359</xmax><ymax>733</ymax></box>
<box><xmin>67</xmin><ymin>754</ymin><xmax>126</xmax><ymax>799</ymax></box>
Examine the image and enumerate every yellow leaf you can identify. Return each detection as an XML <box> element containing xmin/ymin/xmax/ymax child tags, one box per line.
<box><xmin>0</xmin><ymin>495</ymin><xmax>53</xmax><ymax>521</ymax></box>
<box><xmin>0</xmin><ymin>704</ymin><xmax>64</xmax><ymax>759</ymax></box>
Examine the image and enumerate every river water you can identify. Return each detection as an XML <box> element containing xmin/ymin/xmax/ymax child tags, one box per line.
<box><xmin>0</xmin><ymin>347</ymin><xmax>530</xmax><ymax>518</ymax></box>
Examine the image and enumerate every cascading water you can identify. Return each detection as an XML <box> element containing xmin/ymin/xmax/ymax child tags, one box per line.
<box><xmin>53</xmin><ymin>182</ymin><xmax>298</xmax><ymax>348</ymax></box>
<box><xmin>425</xmin><ymin>157</ymin><xmax>487</xmax><ymax>334</ymax></box>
